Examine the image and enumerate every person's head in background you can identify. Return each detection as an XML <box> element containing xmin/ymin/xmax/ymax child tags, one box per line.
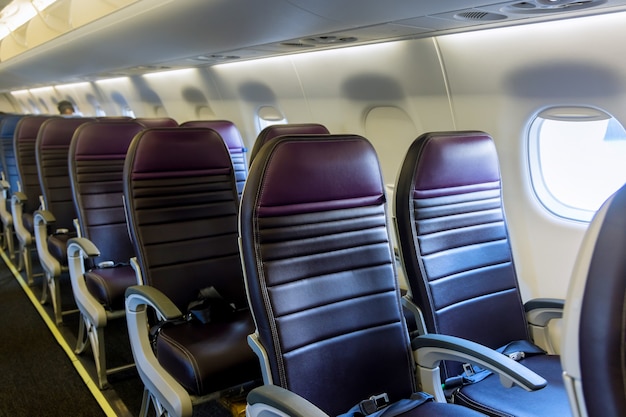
<box><xmin>57</xmin><ymin>100</ymin><xmax>75</xmax><ymax>115</ymax></box>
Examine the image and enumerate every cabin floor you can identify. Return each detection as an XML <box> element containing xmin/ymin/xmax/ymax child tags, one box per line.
<box><xmin>0</xmin><ymin>243</ymin><xmax>246</xmax><ymax>417</ymax></box>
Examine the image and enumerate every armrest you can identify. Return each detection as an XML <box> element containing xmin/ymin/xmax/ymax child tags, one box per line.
<box><xmin>34</xmin><ymin>209</ymin><xmax>56</xmax><ymax>226</ymax></box>
<box><xmin>67</xmin><ymin>237</ymin><xmax>108</xmax><ymax>326</ymax></box>
<box><xmin>67</xmin><ymin>237</ymin><xmax>100</xmax><ymax>258</ymax></box>
<box><xmin>125</xmin><ymin>285</ymin><xmax>182</xmax><ymax>321</ymax></box>
<box><xmin>34</xmin><ymin>209</ymin><xmax>59</xmax><ymax>276</ymax></box>
<box><xmin>412</xmin><ymin>333</ymin><xmax>547</xmax><ymax>402</ymax></box>
<box><xmin>124</xmin><ymin>285</ymin><xmax>192</xmax><ymax>417</ymax></box>
<box><xmin>11</xmin><ymin>191</ymin><xmax>31</xmax><ymax>244</ymax></box>
<box><xmin>524</xmin><ymin>298</ymin><xmax>564</xmax><ymax>327</ymax></box>
<box><xmin>524</xmin><ymin>298</ymin><xmax>564</xmax><ymax>354</ymax></box>
<box><xmin>247</xmin><ymin>385</ymin><xmax>328</xmax><ymax>417</ymax></box>
<box><xmin>0</xmin><ymin>179</ymin><xmax>9</xmax><ymax>190</ymax></box>
<box><xmin>12</xmin><ymin>191</ymin><xmax>27</xmax><ymax>204</ymax></box>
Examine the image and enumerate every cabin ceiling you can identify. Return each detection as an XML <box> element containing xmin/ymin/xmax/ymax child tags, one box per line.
<box><xmin>1</xmin><ymin>0</ymin><xmax>626</xmax><ymax>92</ymax></box>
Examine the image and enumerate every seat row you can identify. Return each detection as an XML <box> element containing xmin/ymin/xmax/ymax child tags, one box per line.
<box><xmin>0</xmin><ymin>114</ymin><xmax>619</xmax><ymax>417</ymax></box>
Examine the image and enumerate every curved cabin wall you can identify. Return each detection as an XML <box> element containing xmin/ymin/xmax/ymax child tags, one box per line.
<box><xmin>4</xmin><ymin>11</ymin><xmax>626</xmax><ymax>314</ymax></box>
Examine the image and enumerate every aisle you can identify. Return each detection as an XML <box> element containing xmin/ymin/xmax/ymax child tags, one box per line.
<box><xmin>0</xmin><ymin>251</ymin><xmax>107</xmax><ymax>417</ymax></box>
<box><xmin>0</xmin><ymin>246</ymin><xmax>244</xmax><ymax>417</ymax></box>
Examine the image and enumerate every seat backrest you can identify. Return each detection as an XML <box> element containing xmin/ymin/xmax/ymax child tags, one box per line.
<box><xmin>239</xmin><ymin>135</ymin><xmax>416</xmax><ymax>416</ymax></box>
<box><xmin>69</xmin><ymin>120</ymin><xmax>144</xmax><ymax>265</ymax></box>
<box><xmin>135</xmin><ymin>117</ymin><xmax>178</xmax><ymax>128</ymax></box>
<box><xmin>14</xmin><ymin>115</ymin><xmax>55</xmax><ymax>213</ymax></box>
<box><xmin>123</xmin><ymin>127</ymin><xmax>246</xmax><ymax>312</ymax></box>
<box><xmin>180</xmin><ymin>120</ymin><xmax>248</xmax><ymax>195</ymax></box>
<box><xmin>0</xmin><ymin>114</ymin><xmax>23</xmax><ymax>193</ymax></box>
<box><xmin>561</xmin><ymin>183</ymin><xmax>626</xmax><ymax>417</ymax></box>
<box><xmin>248</xmin><ymin>123</ymin><xmax>330</xmax><ymax>165</ymax></box>
<box><xmin>36</xmin><ymin>117</ymin><xmax>95</xmax><ymax>230</ymax></box>
<box><xmin>394</xmin><ymin>131</ymin><xmax>529</xmax><ymax>378</ymax></box>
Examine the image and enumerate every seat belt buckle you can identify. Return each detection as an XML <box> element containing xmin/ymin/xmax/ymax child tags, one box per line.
<box><xmin>508</xmin><ymin>351</ymin><xmax>525</xmax><ymax>361</ymax></box>
<box><xmin>359</xmin><ymin>393</ymin><xmax>389</xmax><ymax>415</ymax></box>
<box><xmin>462</xmin><ymin>363</ymin><xmax>476</xmax><ymax>377</ymax></box>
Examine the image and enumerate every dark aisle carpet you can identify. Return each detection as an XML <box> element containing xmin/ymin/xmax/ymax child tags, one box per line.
<box><xmin>0</xmin><ymin>260</ymin><xmax>105</xmax><ymax>417</ymax></box>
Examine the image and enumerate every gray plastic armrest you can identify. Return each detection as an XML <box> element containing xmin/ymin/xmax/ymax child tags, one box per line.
<box><xmin>524</xmin><ymin>298</ymin><xmax>564</xmax><ymax>326</ymax></box>
<box><xmin>124</xmin><ymin>284</ymin><xmax>190</xmax><ymax>417</ymax></box>
<box><xmin>247</xmin><ymin>385</ymin><xmax>328</xmax><ymax>417</ymax></box>
<box><xmin>34</xmin><ymin>209</ymin><xmax>59</xmax><ymax>276</ymax></box>
<box><xmin>12</xmin><ymin>191</ymin><xmax>27</xmax><ymax>203</ymax></box>
<box><xmin>34</xmin><ymin>209</ymin><xmax>56</xmax><ymax>225</ymax></box>
<box><xmin>67</xmin><ymin>237</ymin><xmax>100</xmax><ymax>258</ymax></box>
<box><xmin>125</xmin><ymin>285</ymin><xmax>182</xmax><ymax>320</ymax></box>
<box><xmin>412</xmin><ymin>333</ymin><xmax>546</xmax><ymax>400</ymax></box>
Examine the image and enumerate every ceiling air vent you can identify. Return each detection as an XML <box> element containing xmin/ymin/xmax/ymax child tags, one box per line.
<box><xmin>454</xmin><ymin>11</ymin><xmax>508</xmax><ymax>21</ymax></box>
<box><xmin>502</xmin><ymin>0</ymin><xmax>606</xmax><ymax>14</ymax></box>
<box><xmin>299</xmin><ymin>35</ymin><xmax>358</xmax><ymax>45</ymax></box>
<box><xmin>280</xmin><ymin>41</ymin><xmax>316</xmax><ymax>48</ymax></box>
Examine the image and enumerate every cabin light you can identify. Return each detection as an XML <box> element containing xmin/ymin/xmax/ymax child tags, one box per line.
<box><xmin>10</xmin><ymin>88</ymin><xmax>29</xmax><ymax>95</ymax></box>
<box><xmin>95</xmin><ymin>76</ymin><xmax>131</xmax><ymax>85</ymax></box>
<box><xmin>142</xmin><ymin>67</ymin><xmax>196</xmax><ymax>79</ymax></box>
<box><xmin>55</xmin><ymin>81</ymin><xmax>90</xmax><ymax>89</ymax></box>
<box><xmin>25</xmin><ymin>85</ymin><xmax>54</xmax><ymax>94</ymax></box>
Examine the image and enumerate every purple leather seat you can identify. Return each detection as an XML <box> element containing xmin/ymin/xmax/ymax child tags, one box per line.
<box><xmin>248</xmin><ymin>123</ymin><xmax>329</xmax><ymax>165</ymax></box>
<box><xmin>240</xmin><ymin>134</ymin><xmax>488</xmax><ymax>417</ymax></box>
<box><xmin>66</xmin><ymin>119</ymin><xmax>145</xmax><ymax>389</ymax></box>
<box><xmin>562</xmin><ymin>182</ymin><xmax>626</xmax><ymax>417</ymax></box>
<box><xmin>34</xmin><ymin>116</ymin><xmax>94</xmax><ymax>324</ymax></box>
<box><xmin>394</xmin><ymin>131</ymin><xmax>570</xmax><ymax>416</ymax></box>
<box><xmin>12</xmin><ymin>115</ymin><xmax>55</xmax><ymax>284</ymax></box>
<box><xmin>124</xmin><ymin>127</ymin><xmax>261</xmax><ymax>417</ymax></box>
<box><xmin>180</xmin><ymin>120</ymin><xmax>248</xmax><ymax>195</ymax></box>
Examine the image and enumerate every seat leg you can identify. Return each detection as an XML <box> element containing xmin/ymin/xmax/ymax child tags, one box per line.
<box><xmin>75</xmin><ymin>314</ymin><xmax>89</xmax><ymax>354</ymax></box>
<box><xmin>3</xmin><ymin>226</ymin><xmax>15</xmax><ymax>260</ymax></box>
<box><xmin>139</xmin><ymin>389</ymin><xmax>152</xmax><ymax>417</ymax></box>
<box><xmin>16</xmin><ymin>244</ymin><xmax>24</xmax><ymax>272</ymax></box>
<box><xmin>40</xmin><ymin>274</ymin><xmax>49</xmax><ymax>304</ymax></box>
<box><xmin>21</xmin><ymin>245</ymin><xmax>33</xmax><ymax>285</ymax></box>
<box><xmin>47</xmin><ymin>272</ymin><xmax>63</xmax><ymax>325</ymax></box>
<box><xmin>88</xmin><ymin>324</ymin><xmax>109</xmax><ymax>389</ymax></box>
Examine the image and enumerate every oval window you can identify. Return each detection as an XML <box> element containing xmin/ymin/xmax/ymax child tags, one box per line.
<box><xmin>528</xmin><ymin>106</ymin><xmax>626</xmax><ymax>221</ymax></box>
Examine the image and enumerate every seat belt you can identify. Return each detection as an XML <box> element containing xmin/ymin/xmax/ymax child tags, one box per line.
<box><xmin>338</xmin><ymin>392</ymin><xmax>434</xmax><ymax>417</ymax></box>
<box><xmin>444</xmin><ymin>339</ymin><xmax>546</xmax><ymax>389</ymax></box>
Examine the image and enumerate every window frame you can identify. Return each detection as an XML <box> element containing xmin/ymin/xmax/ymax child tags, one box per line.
<box><xmin>527</xmin><ymin>106</ymin><xmax>624</xmax><ymax>222</ymax></box>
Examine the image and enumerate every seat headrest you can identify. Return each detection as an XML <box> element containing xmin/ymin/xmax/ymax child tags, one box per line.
<box><xmin>250</xmin><ymin>123</ymin><xmax>329</xmax><ymax>163</ymax></box>
<box><xmin>15</xmin><ymin>115</ymin><xmax>54</xmax><ymax>139</ymax></box>
<box><xmin>135</xmin><ymin>117</ymin><xmax>178</xmax><ymax>128</ymax></box>
<box><xmin>180</xmin><ymin>120</ymin><xmax>244</xmax><ymax>151</ymax></box>
<box><xmin>410</xmin><ymin>131</ymin><xmax>500</xmax><ymax>198</ymax></box>
<box><xmin>127</xmin><ymin>128</ymin><xmax>232</xmax><ymax>179</ymax></box>
<box><xmin>250</xmin><ymin>135</ymin><xmax>384</xmax><ymax>216</ymax></box>
<box><xmin>72</xmin><ymin>120</ymin><xmax>144</xmax><ymax>159</ymax></box>
<box><xmin>0</xmin><ymin>115</ymin><xmax>23</xmax><ymax>137</ymax></box>
<box><xmin>38</xmin><ymin>117</ymin><xmax>94</xmax><ymax>147</ymax></box>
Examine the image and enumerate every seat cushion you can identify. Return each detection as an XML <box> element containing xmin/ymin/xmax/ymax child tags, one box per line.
<box><xmin>22</xmin><ymin>212</ymin><xmax>34</xmax><ymax>234</ymax></box>
<box><xmin>47</xmin><ymin>232</ymin><xmax>75</xmax><ymax>266</ymax></box>
<box><xmin>156</xmin><ymin>309</ymin><xmax>260</xmax><ymax>396</ymax></box>
<box><xmin>454</xmin><ymin>354</ymin><xmax>570</xmax><ymax>417</ymax></box>
<box><xmin>406</xmin><ymin>401</ymin><xmax>486</xmax><ymax>417</ymax></box>
<box><xmin>85</xmin><ymin>264</ymin><xmax>137</xmax><ymax>311</ymax></box>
